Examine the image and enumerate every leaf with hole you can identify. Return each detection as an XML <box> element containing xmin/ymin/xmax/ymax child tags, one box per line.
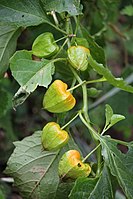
<box><xmin>0</xmin><ymin>0</ymin><xmax>49</xmax><ymax>27</ymax></box>
<box><xmin>5</xmin><ymin>131</ymin><xmax>79</xmax><ymax>199</ymax></box>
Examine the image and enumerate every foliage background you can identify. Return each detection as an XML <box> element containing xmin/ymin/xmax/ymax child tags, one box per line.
<box><xmin>0</xmin><ymin>0</ymin><xmax>133</xmax><ymax>198</ymax></box>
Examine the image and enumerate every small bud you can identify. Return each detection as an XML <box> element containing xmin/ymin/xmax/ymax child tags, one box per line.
<box><xmin>58</xmin><ymin>150</ymin><xmax>91</xmax><ymax>179</ymax></box>
<box><xmin>41</xmin><ymin>122</ymin><xmax>69</xmax><ymax>151</ymax></box>
<box><xmin>32</xmin><ymin>32</ymin><xmax>59</xmax><ymax>58</ymax></box>
<box><xmin>43</xmin><ymin>80</ymin><xmax>76</xmax><ymax>113</ymax></box>
<box><xmin>87</xmin><ymin>87</ymin><xmax>101</xmax><ymax>98</ymax></box>
<box><xmin>67</xmin><ymin>46</ymin><xmax>90</xmax><ymax>71</ymax></box>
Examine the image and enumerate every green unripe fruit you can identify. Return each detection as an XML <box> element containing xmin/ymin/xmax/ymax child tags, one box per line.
<box><xmin>32</xmin><ymin>32</ymin><xmax>59</xmax><ymax>58</ymax></box>
<box><xmin>58</xmin><ymin>150</ymin><xmax>91</xmax><ymax>179</ymax></box>
<box><xmin>43</xmin><ymin>80</ymin><xmax>76</xmax><ymax>113</ymax></box>
<box><xmin>67</xmin><ymin>46</ymin><xmax>90</xmax><ymax>71</ymax></box>
<box><xmin>41</xmin><ymin>122</ymin><xmax>69</xmax><ymax>151</ymax></box>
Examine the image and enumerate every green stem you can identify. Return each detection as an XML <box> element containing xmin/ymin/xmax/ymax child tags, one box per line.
<box><xmin>70</xmin><ymin>77</ymin><xmax>77</xmax><ymax>92</ymax></box>
<box><xmin>52</xmin><ymin>57</ymin><xmax>67</xmax><ymax>63</ymax></box>
<box><xmin>101</xmin><ymin>126</ymin><xmax>107</xmax><ymax>136</ymax></box>
<box><xmin>74</xmin><ymin>16</ymin><xmax>79</xmax><ymax>36</ymax></box>
<box><xmin>54</xmin><ymin>34</ymin><xmax>76</xmax><ymax>44</ymax></box>
<box><xmin>53</xmin><ymin>38</ymin><xmax>68</xmax><ymax>59</ymax></box>
<box><xmin>86</xmin><ymin>77</ymin><xmax>107</xmax><ymax>84</ymax></box>
<box><xmin>47</xmin><ymin>21</ymin><xmax>68</xmax><ymax>35</ymax></box>
<box><xmin>54</xmin><ymin>35</ymin><xmax>69</xmax><ymax>43</ymax></box>
<box><xmin>82</xmin><ymin>81</ymin><xmax>90</xmax><ymax>122</ymax></box>
<box><xmin>82</xmin><ymin>143</ymin><xmax>101</xmax><ymax>163</ymax></box>
<box><xmin>65</xmin><ymin>16</ymin><xmax>71</xmax><ymax>47</ymax></box>
<box><xmin>61</xmin><ymin>112</ymin><xmax>79</xmax><ymax>130</ymax></box>
<box><xmin>69</xmin><ymin>66</ymin><xmax>90</xmax><ymax>122</ymax></box>
<box><xmin>95</xmin><ymin>140</ymin><xmax>102</xmax><ymax>177</ymax></box>
<box><xmin>67</xmin><ymin>80</ymin><xmax>86</xmax><ymax>92</ymax></box>
<box><xmin>79</xmin><ymin>111</ymin><xmax>99</xmax><ymax>140</ymax></box>
<box><xmin>79</xmin><ymin>111</ymin><xmax>102</xmax><ymax>176</ymax></box>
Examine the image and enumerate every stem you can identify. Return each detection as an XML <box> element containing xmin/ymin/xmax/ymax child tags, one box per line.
<box><xmin>74</xmin><ymin>16</ymin><xmax>79</xmax><ymax>36</ymax></box>
<box><xmin>47</xmin><ymin>21</ymin><xmax>68</xmax><ymax>35</ymax></box>
<box><xmin>52</xmin><ymin>57</ymin><xmax>67</xmax><ymax>63</ymax></box>
<box><xmin>95</xmin><ymin>140</ymin><xmax>102</xmax><ymax>177</ymax></box>
<box><xmin>53</xmin><ymin>35</ymin><xmax>69</xmax><ymax>43</ymax></box>
<box><xmin>61</xmin><ymin>112</ymin><xmax>79</xmax><ymax>130</ymax></box>
<box><xmin>67</xmin><ymin>80</ymin><xmax>86</xmax><ymax>92</ymax></box>
<box><xmin>82</xmin><ymin>82</ymin><xmax>90</xmax><ymax>122</ymax></box>
<box><xmin>101</xmin><ymin>126</ymin><xmax>107</xmax><ymax>136</ymax></box>
<box><xmin>79</xmin><ymin>111</ymin><xmax>99</xmax><ymax>140</ymax></box>
<box><xmin>54</xmin><ymin>34</ymin><xmax>76</xmax><ymax>44</ymax></box>
<box><xmin>65</xmin><ymin>16</ymin><xmax>71</xmax><ymax>47</ymax></box>
<box><xmin>79</xmin><ymin>112</ymin><xmax>102</xmax><ymax>177</ymax></box>
<box><xmin>53</xmin><ymin>38</ymin><xmax>68</xmax><ymax>59</ymax></box>
<box><xmin>51</xmin><ymin>10</ymin><xmax>59</xmax><ymax>26</ymax></box>
<box><xmin>70</xmin><ymin>77</ymin><xmax>77</xmax><ymax>92</ymax></box>
<box><xmin>69</xmin><ymin>67</ymin><xmax>103</xmax><ymax>177</ymax></box>
<box><xmin>82</xmin><ymin>143</ymin><xmax>101</xmax><ymax>163</ymax></box>
<box><xmin>86</xmin><ymin>77</ymin><xmax>107</xmax><ymax>84</ymax></box>
<box><xmin>69</xmin><ymin>66</ymin><xmax>90</xmax><ymax>122</ymax></box>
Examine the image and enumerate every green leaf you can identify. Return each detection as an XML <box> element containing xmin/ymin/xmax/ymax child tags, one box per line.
<box><xmin>5</xmin><ymin>131</ymin><xmax>79</xmax><ymax>199</ymax></box>
<box><xmin>32</xmin><ymin>32</ymin><xmax>59</xmax><ymax>58</ymax></box>
<box><xmin>104</xmin><ymin>105</ymin><xmax>125</xmax><ymax>129</ymax></box>
<box><xmin>69</xmin><ymin>165</ymin><xmax>114</xmax><ymax>199</ymax></box>
<box><xmin>88</xmin><ymin>55</ymin><xmax>133</xmax><ymax>93</ymax></box>
<box><xmin>109</xmin><ymin>114</ymin><xmax>125</xmax><ymax>127</ymax></box>
<box><xmin>0</xmin><ymin>23</ymin><xmax>21</xmax><ymax>76</ymax></box>
<box><xmin>77</xmin><ymin>26</ymin><xmax>106</xmax><ymax>66</ymax></box>
<box><xmin>55</xmin><ymin>182</ymin><xmax>74</xmax><ymax>199</ymax></box>
<box><xmin>69</xmin><ymin>177</ymin><xmax>98</xmax><ymax>199</ymax></box>
<box><xmin>121</xmin><ymin>5</ymin><xmax>133</xmax><ymax>16</ymax></box>
<box><xmin>42</xmin><ymin>0</ymin><xmax>83</xmax><ymax>16</ymax></box>
<box><xmin>100</xmin><ymin>136</ymin><xmax>133</xmax><ymax>199</ymax></box>
<box><xmin>0</xmin><ymin>0</ymin><xmax>50</xmax><ymax>27</ymax></box>
<box><xmin>105</xmin><ymin>104</ymin><xmax>113</xmax><ymax>126</ymax></box>
<box><xmin>74</xmin><ymin>37</ymin><xmax>89</xmax><ymax>49</ymax></box>
<box><xmin>10</xmin><ymin>50</ymin><xmax>55</xmax><ymax>93</ymax></box>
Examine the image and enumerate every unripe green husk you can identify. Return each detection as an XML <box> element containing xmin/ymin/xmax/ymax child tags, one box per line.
<box><xmin>43</xmin><ymin>80</ymin><xmax>76</xmax><ymax>113</ymax></box>
<box><xmin>67</xmin><ymin>46</ymin><xmax>90</xmax><ymax>71</ymax></box>
<box><xmin>32</xmin><ymin>32</ymin><xmax>59</xmax><ymax>58</ymax></box>
<box><xmin>41</xmin><ymin>122</ymin><xmax>69</xmax><ymax>151</ymax></box>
